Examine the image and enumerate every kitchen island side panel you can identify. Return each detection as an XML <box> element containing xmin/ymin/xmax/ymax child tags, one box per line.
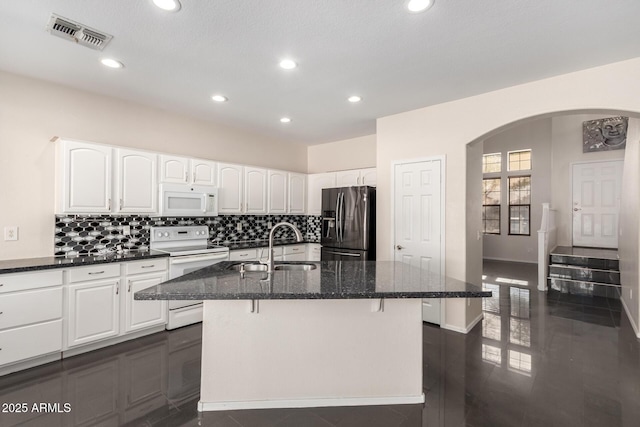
<box><xmin>199</xmin><ymin>298</ymin><xmax>423</xmax><ymax>411</ymax></box>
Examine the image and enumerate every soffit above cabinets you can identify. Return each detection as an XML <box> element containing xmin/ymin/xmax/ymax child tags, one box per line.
<box><xmin>2</xmin><ymin>1</ymin><xmax>640</xmax><ymax>145</ymax></box>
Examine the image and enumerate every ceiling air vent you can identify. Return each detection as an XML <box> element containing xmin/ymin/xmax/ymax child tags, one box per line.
<box><xmin>46</xmin><ymin>14</ymin><xmax>112</xmax><ymax>51</ymax></box>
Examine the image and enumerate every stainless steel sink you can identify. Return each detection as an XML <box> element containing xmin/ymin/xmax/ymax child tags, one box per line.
<box><xmin>274</xmin><ymin>263</ymin><xmax>317</xmax><ymax>271</ymax></box>
<box><xmin>227</xmin><ymin>263</ymin><xmax>268</xmax><ymax>272</ymax></box>
<box><xmin>227</xmin><ymin>262</ymin><xmax>317</xmax><ymax>272</ymax></box>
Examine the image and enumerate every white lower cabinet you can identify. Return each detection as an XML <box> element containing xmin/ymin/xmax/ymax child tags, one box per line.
<box><xmin>124</xmin><ymin>271</ymin><xmax>168</xmax><ymax>333</ymax></box>
<box><xmin>229</xmin><ymin>248</ymin><xmax>258</xmax><ymax>261</ymax></box>
<box><xmin>283</xmin><ymin>244</ymin><xmax>307</xmax><ymax>261</ymax></box>
<box><xmin>307</xmin><ymin>243</ymin><xmax>322</xmax><ymax>261</ymax></box>
<box><xmin>67</xmin><ymin>277</ymin><xmax>121</xmax><ymax>348</ymax></box>
<box><xmin>0</xmin><ymin>270</ymin><xmax>63</xmax><ymax>370</ymax></box>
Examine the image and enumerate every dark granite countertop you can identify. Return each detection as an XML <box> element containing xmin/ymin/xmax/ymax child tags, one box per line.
<box><xmin>217</xmin><ymin>239</ymin><xmax>319</xmax><ymax>250</ymax></box>
<box><xmin>135</xmin><ymin>260</ymin><xmax>491</xmax><ymax>300</ymax></box>
<box><xmin>0</xmin><ymin>251</ymin><xmax>169</xmax><ymax>275</ymax></box>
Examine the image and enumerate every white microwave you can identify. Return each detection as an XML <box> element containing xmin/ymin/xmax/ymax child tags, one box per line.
<box><xmin>159</xmin><ymin>184</ymin><xmax>218</xmax><ymax>217</ymax></box>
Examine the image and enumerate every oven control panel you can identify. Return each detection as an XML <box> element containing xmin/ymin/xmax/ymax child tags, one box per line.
<box><xmin>150</xmin><ymin>226</ymin><xmax>209</xmax><ymax>242</ymax></box>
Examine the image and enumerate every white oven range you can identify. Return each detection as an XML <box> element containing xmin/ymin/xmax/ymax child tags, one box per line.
<box><xmin>150</xmin><ymin>225</ymin><xmax>229</xmax><ymax>330</ymax></box>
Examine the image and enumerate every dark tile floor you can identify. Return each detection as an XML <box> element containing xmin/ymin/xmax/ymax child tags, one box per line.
<box><xmin>1</xmin><ymin>259</ymin><xmax>639</xmax><ymax>426</ymax></box>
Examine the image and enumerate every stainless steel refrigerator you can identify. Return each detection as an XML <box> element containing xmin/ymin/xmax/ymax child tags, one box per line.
<box><xmin>321</xmin><ymin>186</ymin><xmax>376</xmax><ymax>261</ymax></box>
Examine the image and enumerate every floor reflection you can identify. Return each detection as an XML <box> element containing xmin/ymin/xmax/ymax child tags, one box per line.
<box><xmin>0</xmin><ymin>260</ymin><xmax>639</xmax><ymax>426</ymax></box>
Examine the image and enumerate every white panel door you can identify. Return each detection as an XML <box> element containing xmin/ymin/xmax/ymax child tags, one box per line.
<box><xmin>288</xmin><ymin>173</ymin><xmax>306</xmax><ymax>214</ymax></box>
<box><xmin>191</xmin><ymin>159</ymin><xmax>217</xmax><ymax>186</ymax></box>
<box><xmin>244</xmin><ymin>167</ymin><xmax>268</xmax><ymax>214</ymax></box>
<box><xmin>336</xmin><ymin>170</ymin><xmax>360</xmax><ymax>186</ymax></box>
<box><xmin>268</xmin><ymin>170</ymin><xmax>288</xmax><ymax>214</ymax></box>
<box><xmin>361</xmin><ymin>168</ymin><xmax>377</xmax><ymax>187</ymax></box>
<box><xmin>217</xmin><ymin>163</ymin><xmax>244</xmax><ymax>213</ymax></box>
<box><xmin>115</xmin><ymin>149</ymin><xmax>157</xmax><ymax>213</ymax></box>
<box><xmin>307</xmin><ymin>173</ymin><xmax>337</xmax><ymax>215</ymax></box>
<box><xmin>124</xmin><ymin>273</ymin><xmax>168</xmax><ymax>333</ymax></box>
<box><xmin>61</xmin><ymin>140</ymin><xmax>112</xmax><ymax>213</ymax></box>
<box><xmin>394</xmin><ymin>160</ymin><xmax>442</xmax><ymax>325</ymax></box>
<box><xmin>159</xmin><ymin>155</ymin><xmax>190</xmax><ymax>184</ymax></box>
<box><xmin>572</xmin><ymin>161</ymin><xmax>623</xmax><ymax>248</ymax></box>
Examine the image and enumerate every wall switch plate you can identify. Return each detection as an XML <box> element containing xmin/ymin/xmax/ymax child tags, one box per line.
<box><xmin>4</xmin><ymin>226</ymin><xmax>18</xmax><ymax>241</ymax></box>
<box><xmin>236</xmin><ymin>223</ymin><xmax>242</xmax><ymax>232</ymax></box>
<box><xmin>122</xmin><ymin>225</ymin><xmax>131</xmax><ymax>235</ymax></box>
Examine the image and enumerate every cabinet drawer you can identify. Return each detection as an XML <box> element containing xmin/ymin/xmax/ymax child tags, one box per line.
<box><xmin>0</xmin><ymin>270</ymin><xmax>63</xmax><ymax>294</ymax></box>
<box><xmin>283</xmin><ymin>245</ymin><xmax>306</xmax><ymax>255</ymax></box>
<box><xmin>229</xmin><ymin>249</ymin><xmax>257</xmax><ymax>261</ymax></box>
<box><xmin>0</xmin><ymin>287</ymin><xmax>63</xmax><ymax>331</ymax></box>
<box><xmin>68</xmin><ymin>264</ymin><xmax>120</xmax><ymax>283</ymax></box>
<box><xmin>0</xmin><ymin>320</ymin><xmax>62</xmax><ymax>366</ymax></box>
<box><xmin>126</xmin><ymin>258</ymin><xmax>168</xmax><ymax>275</ymax></box>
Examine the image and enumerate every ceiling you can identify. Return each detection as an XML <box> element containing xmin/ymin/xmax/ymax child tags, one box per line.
<box><xmin>1</xmin><ymin>1</ymin><xmax>640</xmax><ymax>145</ymax></box>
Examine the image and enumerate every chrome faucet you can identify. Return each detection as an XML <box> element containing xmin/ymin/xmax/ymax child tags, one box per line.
<box><xmin>264</xmin><ymin>222</ymin><xmax>303</xmax><ymax>272</ymax></box>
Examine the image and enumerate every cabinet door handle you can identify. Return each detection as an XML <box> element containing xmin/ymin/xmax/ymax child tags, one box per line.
<box><xmin>362</xmin><ymin>176</ymin><xmax>365</xmax><ymax>184</ymax></box>
<box><xmin>119</xmin><ymin>198</ymin><xmax>123</xmax><ymax>210</ymax></box>
<box><xmin>89</xmin><ymin>271</ymin><xmax>105</xmax><ymax>275</ymax></box>
<box><xmin>128</xmin><ymin>280</ymin><xmax>132</xmax><ymax>293</ymax></box>
<box><xmin>140</xmin><ymin>264</ymin><xmax>155</xmax><ymax>269</ymax></box>
<box><xmin>108</xmin><ymin>198</ymin><xmax>111</xmax><ymax>210</ymax></box>
<box><xmin>116</xmin><ymin>281</ymin><xmax>120</xmax><ymax>295</ymax></box>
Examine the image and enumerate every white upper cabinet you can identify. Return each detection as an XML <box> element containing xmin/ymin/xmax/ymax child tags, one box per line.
<box><xmin>114</xmin><ymin>149</ymin><xmax>157</xmax><ymax>214</ymax></box>
<box><xmin>268</xmin><ymin>170</ymin><xmax>287</xmax><ymax>214</ymax></box>
<box><xmin>288</xmin><ymin>173</ymin><xmax>306</xmax><ymax>214</ymax></box>
<box><xmin>336</xmin><ymin>170</ymin><xmax>361</xmax><ymax>187</ymax></box>
<box><xmin>159</xmin><ymin>155</ymin><xmax>190</xmax><ymax>184</ymax></box>
<box><xmin>244</xmin><ymin>167</ymin><xmax>268</xmax><ymax>214</ymax></box>
<box><xmin>336</xmin><ymin>168</ymin><xmax>377</xmax><ymax>187</ymax></box>
<box><xmin>56</xmin><ymin>139</ymin><xmax>112</xmax><ymax>214</ymax></box>
<box><xmin>360</xmin><ymin>167</ymin><xmax>377</xmax><ymax>186</ymax></box>
<box><xmin>307</xmin><ymin>172</ymin><xmax>337</xmax><ymax>216</ymax></box>
<box><xmin>160</xmin><ymin>156</ymin><xmax>217</xmax><ymax>186</ymax></box>
<box><xmin>217</xmin><ymin>163</ymin><xmax>244</xmax><ymax>213</ymax></box>
<box><xmin>191</xmin><ymin>159</ymin><xmax>217</xmax><ymax>186</ymax></box>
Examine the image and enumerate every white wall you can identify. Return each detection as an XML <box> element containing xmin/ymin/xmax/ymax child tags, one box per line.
<box><xmin>482</xmin><ymin>119</ymin><xmax>552</xmax><ymax>263</ymax></box>
<box><xmin>307</xmin><ymin>134</ymin><xmax>376</xmax><ymax>173</ymax></box>
<box><xmin>619</xmin><ymin>118</ymin><xmax>640</xmax><ymax>338</ymax></box>
<box><xmin>0</xmin><ymin>71</ymin><xmax>307</xmax><ymax>260</ymax></box>
<box><xmin>377</xmin><ymin>57</ymin><xmax>640</xmax><ymax>331</ymax></box>
<box><xmin>550</xmin><ymin>114</ymin><xmax>626</xmax><ymax>246</ymax></box>
<box><xmin>466</xmin><ymin>141</ymin><xmax>484</xmax><ymax>326</ymax></box>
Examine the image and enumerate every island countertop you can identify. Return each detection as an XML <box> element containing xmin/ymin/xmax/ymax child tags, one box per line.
<box><xmin>135</xmin><ymin>260</ymin><xmax>491</xmax><ymax>300</ymax></box>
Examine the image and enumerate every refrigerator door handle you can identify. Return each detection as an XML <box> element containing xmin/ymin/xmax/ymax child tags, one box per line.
<box><xmin>338</xmin><ymin>192</ymin><xmax>345</xmax><ymax>242</ymax></box>
<box><xmin>335</xmin><ymin>192</ymin><xmax>341</xmax><ymax>242</ymax></box>
<box><xmin>326</xmin><ymin>251</ymin><xmax>361</xmax><ymax>257</ymax></box>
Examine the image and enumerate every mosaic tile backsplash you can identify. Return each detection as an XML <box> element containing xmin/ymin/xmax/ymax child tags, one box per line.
<box><xmin>55</xmin><ymin>215</ymin><xmax>322</xmax><ymax>257</ymax></box>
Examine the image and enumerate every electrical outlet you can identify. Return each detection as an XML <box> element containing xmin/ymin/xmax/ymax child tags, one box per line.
<box><xmin>236</xmin><ymin>223</ymin><xmax>242</xmax><ymax>232</ymax></box>
<box><xmin>268</xmin><ymin>221</ymin><xmax>273</xmax><ymax>228</ymax></box>
<box><xmin>122</xmin><ymin>225</ymin><xmax>131</xmax><ymax>236</ymax></box>
<box><xmin>4</xmin><ymin>226</ymin><xmax>18</xmax><ymax>241</ymax></box>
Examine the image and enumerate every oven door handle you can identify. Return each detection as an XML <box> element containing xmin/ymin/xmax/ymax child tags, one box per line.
<box><xmin>170</xmin><ymin>253</ymin><xmax>229</xmax><ymax>264</ymax></box>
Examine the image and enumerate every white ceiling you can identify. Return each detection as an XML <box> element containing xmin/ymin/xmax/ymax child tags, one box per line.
<box><xmin>1</xmin><ymin>1</ymin><xmax>640</xmax><ymax>145</ymax></box>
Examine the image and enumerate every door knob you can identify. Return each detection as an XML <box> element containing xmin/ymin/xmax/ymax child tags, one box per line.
<box><xmin>396</xmin><ymin>245</ymin><xmax>404</xmax><ymax>250</ymax></box>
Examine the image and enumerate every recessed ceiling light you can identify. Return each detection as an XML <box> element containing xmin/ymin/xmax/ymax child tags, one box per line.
<box><xmin>348</xmin><ymin>95</ymin><xmax>362</xmax><ymax>103</ymax></box>
<box><xmin>279</xmin><ymin>59</ymin><xmax>297</xmax><ymax>70</ymax></box>
<box><xmin>211</xmin><ymin>95</ymin><xmax>228</xmax><ymax>102</ymax></box>
<box><xmin>100</xmin><ymin>58</ymin><xmax>124</xmax><ymax>69</ymax></box>
<box><xmin>152</xmin><ymin>0</ymin><xmax>181</xmax><ymax>11</ymax></box>
<box><xmin>407</xmin><ymin>0</ymin><xmax>434</xmax><ymax>13</ymax></box>
<box><xmin>280</xmin><ymin>117</ymin><xmax>292</xmax><ymax>123</ymax></box>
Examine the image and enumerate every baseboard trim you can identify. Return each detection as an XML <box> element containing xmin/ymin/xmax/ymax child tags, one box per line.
<box><xmin>483</xmin><ymin>256</ymin><xmax>537</xmax><ymax>264</ymax></box>
<box><xmin>620</xmin><ymin>297</ymin><xmax>640</xmax><ymax>339</ymax></box>
<box><xmin>63</xmin><ymin>325</ymin><xmax>165</xmax><ymax>358</ymax></box>
<box><xmin>442</xmin><ymin>312</ymin><xmax>483</xmax><ymax>334</ymax></box>
<box><xmin>0</xmin><ymin>353</ymin><xmax>61</xmax><ymax>377</ymax></box>
<box><xmin>198</xmin><ymin>393</ymin><xmax>425</xmax><ymax>412</ymax></box>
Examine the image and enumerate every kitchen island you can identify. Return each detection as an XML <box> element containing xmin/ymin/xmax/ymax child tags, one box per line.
<box><xmin>135</xmin><ymin>260</ymin><xmax>490</xmax><ymax>411</ymax></box>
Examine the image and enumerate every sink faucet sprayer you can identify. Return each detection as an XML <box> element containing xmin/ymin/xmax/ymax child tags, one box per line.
<box><xmin>264</xmin><ymin>222</ymin><xmax>303</xmax><ymax>273</ymax></box>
